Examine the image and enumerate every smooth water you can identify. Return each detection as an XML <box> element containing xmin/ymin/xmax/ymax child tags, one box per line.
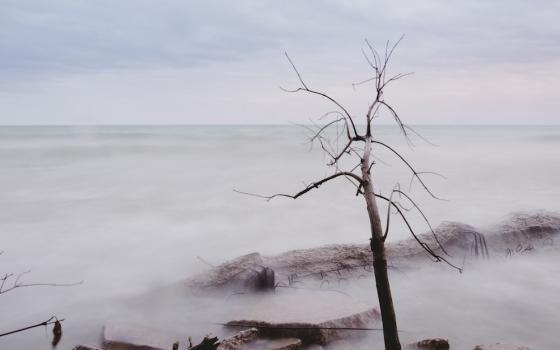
<box><xmin>0</xmin><ymin>125</ymin><xmax>559</xmax><ymax>349</ymax></box>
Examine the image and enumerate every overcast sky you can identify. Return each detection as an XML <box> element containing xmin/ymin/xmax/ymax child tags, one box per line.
<box><xmin>1</xmin><ymin>0</ymin><xmax>559</xmax><ymax>125</ymax></box>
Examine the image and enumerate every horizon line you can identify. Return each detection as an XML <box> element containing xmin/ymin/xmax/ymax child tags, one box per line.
<box><xmin>1</xmin><ymin>123</ymin><xmax>560</xmax><ymax>127</ymax></box>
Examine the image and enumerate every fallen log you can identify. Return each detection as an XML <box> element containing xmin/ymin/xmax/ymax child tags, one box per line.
<box><xmin>224</xmin><ymin>308</ymin><xmax>380</xmax><ymax>345</ymax></box>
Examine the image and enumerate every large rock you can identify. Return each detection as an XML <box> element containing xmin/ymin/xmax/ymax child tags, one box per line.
<box><xmin>473</xmin><ymin>344</ymin><xmax>531</xmax><ymax>350</ymax></box>
<box><xmin>405</xmin><ymin>338</ymin><xmax>450</xmax><ymax>349</ymax></box>
<box><xmin>241</xmin><ymin>266</ymin><xmax>275</xmax><ymax>291</ymax></box>
<box><xmin>487</xmin><ymin>212</ymin><xmax>560</xmax><ymax>252</ymax></box>
<box><xmin>184</xmin><ymin>212</ymin><xmax>560</xmax><ymax>291</ymax></box>
<box><xmin>186</xmin><ymin>253</ymin><xmax>273</xmax><ymax>291</ymax></box>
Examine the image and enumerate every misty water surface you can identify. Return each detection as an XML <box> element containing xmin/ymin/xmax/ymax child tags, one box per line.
<box><xmin>0</xmin><ymin>125</ymin><xmax>559</xmax><ymax>349</ymax></box>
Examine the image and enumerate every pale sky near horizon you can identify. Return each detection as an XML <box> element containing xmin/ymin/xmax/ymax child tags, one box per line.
<box><xmin>1</xmin><ymin>0</ymin><xmax>560</xmax><ymax>125</ymax></box>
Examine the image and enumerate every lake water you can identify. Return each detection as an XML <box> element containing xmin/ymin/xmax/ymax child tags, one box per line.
<box><xmin>0</xmin><ymin>125</ymin><xmax>558</xmax><ymax>349</ymax></box>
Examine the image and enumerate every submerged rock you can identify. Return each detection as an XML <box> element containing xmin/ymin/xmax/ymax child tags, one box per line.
<box><xmin>487</xmin><ymin>212</ymin><xmax>560</xmax><ymax>254</ymax></box>
<box><xmin>103</xmin><ymin>323</ymin><xmax>181</xmax><ymax>350</ymax></box>
<box><xmin>242</xmin><ymin>265</ymin><xmax>275</xmax><ymax>291</ymax></box>
<box><xmin>187</xmin><ymin>252</ymin><xmax>276</xmax><ymax>292</ymax></box>
<box><xmin>405</xmin><ymin>338</ymin><xmax>450</xmax><ymax>349</ymax></box>
<box><xmin>473</xmin><ymin>343</ymin><xmax>531</xmax><ymax>350</ymax></box>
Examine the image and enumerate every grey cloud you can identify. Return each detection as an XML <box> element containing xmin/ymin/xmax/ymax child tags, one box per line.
<box><xmin>0</xmin><ymin>0</ymin><xmax>281</xmax><ymax>73</ymax></box>
<box><xmin>1</xmin><ymin>0</ymin><xmax>560</xmax><ymax>76</ymax></box>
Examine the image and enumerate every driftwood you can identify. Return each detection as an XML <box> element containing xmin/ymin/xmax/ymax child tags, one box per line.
<box><xmin>224</xmin><ymin>308</ymin><xmax>379</xmax><ymax>345</ymax></box>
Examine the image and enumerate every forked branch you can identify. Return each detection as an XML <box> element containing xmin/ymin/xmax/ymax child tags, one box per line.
<box><xmin>283</xmin><ymin>52</ymin><xmax>359</xmax><ymax>138</ymax></box>
<box><xmin>0</xmin><ymin>270</ymin><xmax>83</xmax><ymax>295</ymax></box>
<box><xmin>376</xmin><ymin>194</ymin><xmax>461</xmax><ymax>272</ymax></box>
<box><xmin>372</xmin><ymin>140</ymin><xmax>446</xmax><ymax>200</ymax></box>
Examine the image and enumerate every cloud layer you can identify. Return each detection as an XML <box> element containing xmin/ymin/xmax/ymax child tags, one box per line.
<box><xmin>2</xmin><ymin>0</ymin><xmax>560</xmax><ymax>124</ymax></box>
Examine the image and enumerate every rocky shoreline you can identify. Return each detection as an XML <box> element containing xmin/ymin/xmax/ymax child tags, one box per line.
<box><xmin>72</xmin><ymin>212</ymin><xmax>559</xmax><ymax>350</ymax></box>
<box><xmin>185</xmin><ymin>212</ymin><xmax>560</xmax><ymax>292</ymax></box>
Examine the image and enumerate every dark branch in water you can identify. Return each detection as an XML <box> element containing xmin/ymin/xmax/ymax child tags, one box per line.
<box><xmin>0</xmin><ymin>316</ymin><xmax>63</xmax><ymax>338</ymax></box>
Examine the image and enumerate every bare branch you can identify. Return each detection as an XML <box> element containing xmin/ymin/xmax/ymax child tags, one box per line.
<box><xmin>352</xmin><ymin>76</ymin><xmax>376</xmax><ymax>90</ymax></box>
<box><xmin>361</xmin><ymin>47</ymin><xmax>377</xmax><ymax>71</ymax></box>
<box><xmin>409</xmin><ymin>171</ymin><xmax>447</xmax><ymax>192</ymax></box>
<box><xmin>283</xmin><ymin>53</ymin><xmax>359</xmax><ymax>138</ymax></box>
<box><xmin>380</xmin><ymin>72</ymin><xmax>414</xmax><ymax>90</ymax></box>
<box><xmin>372</xmin><ymin>140</ymin><xmax>447</xmax><ymax>200</ymax></box>
<box><xmin>375</xmin><ymin>194</ymin><xmax>461</xmax><ymax>272</ymax></box>
<box><xmin>328</xmin><ymin>139</ymin><xmax>354</xmax><ymax>166</ymax></box>
<box><xmin>383</xmin><ymin>185</ymin><xmax>400</xmax><ymax>239</ymax></box>
<box><xmin>0</xmin><ymin>316</ymin><xmax>63</xmax><ymax>338</ymax></box>
<box><xmin>0</xmin><ymin>270</ymin><xmax>83</xmax><ymax>295</ymax></box>
<box><xmin>379</xmin><ymin>101</ymin><xmax>406</xmax><ymax>136</ymax></box>
<box><xmin>234</xmin><ymin>172</ymin><xmax>364</xmax><ymax>201</ymax></box>
<box><xmin>317</xmin><ymin>111</ymin><xmax>352</xmax><ymax>141</ymax></box>
<box><xmin>309</xmin><ymin>118</ymin><xmax>345</xmax><ymax>142</ymax></box>
<box><xmin>284</xmin><ymin>52</ymin><xmax>308</xmax><ymax>90</ymax></box>
<box><xmin>404</xmin><ymin>125</ymin><xmax>438</xmax><ymax>146</ymax></box>
<box><xmin>393</xmin><ymin>189</ymin><xmax>451</xmax><ymax>256</ymax></box>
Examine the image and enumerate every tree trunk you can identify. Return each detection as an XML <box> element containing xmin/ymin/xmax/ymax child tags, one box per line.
<box><xmin>361</xmin><ymin>136</ymin><xmax>402</xmax><ymax>350</ymax></box>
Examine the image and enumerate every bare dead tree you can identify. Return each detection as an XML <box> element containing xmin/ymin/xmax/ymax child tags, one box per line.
<box><xmin>236</xmin><ymin>37</ymin><xmax>459</xmax><ymax>350</ymax></box>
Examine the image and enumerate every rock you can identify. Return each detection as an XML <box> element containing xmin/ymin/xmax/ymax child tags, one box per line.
<box><xmin>488</xmin><ymin>212</ymin><xmax>560</xmax><ymax>253</ymax></box>
<box><xmin>473</xmin><ymin>343</ymin><xmax>531</xmax><ymax>350</ymax></box>
<box><xmin>405</xmin><ymin>338</ymin><xmax>450</xmax><ymax>349</ymax></box>
<box><xmin>225</xmin><ymin>308</ymin><xmax>379</xmax><ymax>345</ymax></box>
<box><xmin>265</xmin><ymin>338</ymin><xmax>302</xmax><ymax>350</ymax></box>
<box><xmin>73</xmin><ymin>346</ymin><xmax>102</xmax><ymax>350</ymax></box>
<box><xmin>242</xmin><ymin>265</ymin><xmax>275</xmax><ymax>291</ymax></box>
<box><xmin>102</xmin><ymin>323</ymin><xmax>181</xmax><ymax>350</ymax></box>
<box><xmin>189</xmin><ymin>336</ymin><xmax>219</xmax><ymax>350</ymax></box>
<box><xmin>217</xmin><ymin>328</ymin><xmax>259</xmax><ymax>350</ymax></box>
<box><xmin>184</xmin><ymin>212</ymin><xmax>560</xmax><ymax>291</ymax></box>
<box><xmin>186</xmin><ymin>253</ymin><xmax>268</xmax><ymax>291</ymax></box>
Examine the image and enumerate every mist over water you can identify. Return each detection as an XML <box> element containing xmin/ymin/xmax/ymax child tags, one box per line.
<box><xmin>0</xmin><ymin>125</ymin><xmax>559</xmax><ymax>349</ymax></box>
